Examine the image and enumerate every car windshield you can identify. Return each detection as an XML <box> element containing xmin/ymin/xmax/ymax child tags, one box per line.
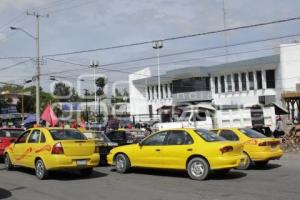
<box><xmin>0</xmin><ymin>129</ymin><xmax>24</xmax><ymax>138</ymax></box>
<box><xmin>49</xmin><ymin>129</ymin><xmax>87</xmax><ymax>140</ymax></box>
<box><xmin>178</xmin><ymin>111</ymin><xmax>192</xmax><ymax>121</ymax></box>
<box><xmin>195</xmin><ymin>129</ymin><xmax>226</xmax><ymax>142</ymax></box>
<box><xmin>239</xmin><ymin>128</ymin><xmax>267</xmax><ymax>138</ymax></box>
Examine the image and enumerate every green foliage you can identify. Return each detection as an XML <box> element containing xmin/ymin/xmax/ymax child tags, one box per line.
<box><xmin>95</xmin><ymin>77</ymin><xmax>106</xmax><ymax>88</ymax></box>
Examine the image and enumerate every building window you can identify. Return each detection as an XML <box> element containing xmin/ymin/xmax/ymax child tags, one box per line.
<box><xmin>152</xmin><ymin>86</ymin><xmax>154</xmax><ymax>99</ymax></box>
<box><xmin>147</xmin><ymin>86</ymin><xmax>150</xmax><ymax>100</ymax></box>
<box><xmin>226</xmin><ymin>75</ymin><xmax>232</xmax><ymax>92</ymax></box>
<box><xmin>248</xmin><ymin>72</ymin><xmax>254</xmax><ymax>90</ymax></box>
<box><xmin>266</xmin><ymin>70</ymin><xmax>275</xmax><ymax>88</ymax></box>
<box><xmin>165</xmin><ymin>84</ymin><xmax>168</xmax><ymax>98</ymax></box>
<box><xmin>256</xmin><ymin>71</ymin><xmax>262</xmax><ymax>89</ymax></box>
<box><xmin>172</xmin><ymin>77</ymin><xmax>210</xmax><ymax>94</ymax></box>
<box><xmin>170</xmin><ymin>83</ymin><xmax>173</xmax><ymax>97</ymax></box>
<box><xmin>220</xmin><ymin>76</ymin><xmax>225</xmax><ymax>93</ymax></box>
<box><xmin>241</xmin><ymin>73</ymin><xmax>247</xmax><ymax>91</ymax></box>
<box><xmin>156</xmin><ymin>85</ymin><xmax>159</xmax><ymax>99</ymax></box>
<box><xmin>234</xmin><ymin>73</ymin><xmax>239</xmax><ymax>91</ymax></box>
<box><xmin>160</xmin><ymin>85</ymin><xmax>164</xmax><ymax>99</ymax></box>
<box><xmin>214</xmin><ymin>77</ymin><xmax>218</xmax><ymax>93</ymax></box>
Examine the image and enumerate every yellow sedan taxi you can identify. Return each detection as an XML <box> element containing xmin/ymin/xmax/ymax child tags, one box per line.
<box><xmin>4</xmin><ymin>128</ymin><xmax>100</xmax><ymax>179</ymax></box>
<box><xmin>212</xmin><ymin>128</ymin><xmax>283</xmax><ymax>169</ymax></box>
<box><xmin>107</xmin><ymin>128</ymin><xmax>245</xmax><ymax>180</ymax></box>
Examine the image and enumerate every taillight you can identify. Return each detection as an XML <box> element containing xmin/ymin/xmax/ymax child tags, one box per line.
<box><xmin>258</xmin><ymin>142</ymin><xmax>268</xmax><ymax>146</ymax></box>
<box><xmin>220</xmin><ymin>146</ymin><xmax>233</xmax><ymax>154</ymax></box>
<box><xmin>0</xmin><ymin>139</ymin><xmax>2</xmax><ymax>143</ymax></box>
<box><xmin>51</xmin><ymin>142</ymin><xmax>64</xmax><ymax>154</ymax></box>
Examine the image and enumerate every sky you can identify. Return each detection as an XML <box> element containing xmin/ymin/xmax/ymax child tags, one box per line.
<box><xmin>1</xmin><ymin>0</ymin><xmax>300</xmax><ymax>95</ymax></box>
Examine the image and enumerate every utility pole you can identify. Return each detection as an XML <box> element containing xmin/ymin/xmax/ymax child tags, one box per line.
<box><xmin>26</xmin><ymin>11</ymin><xmax>49</xmax><ymax>125</ymax></box>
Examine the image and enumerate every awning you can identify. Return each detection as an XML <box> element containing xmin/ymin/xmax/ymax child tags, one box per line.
<box><xmin>270</xmin><ymin>102</ymin><xmax>289</xmax><ymax>115</ymax></box>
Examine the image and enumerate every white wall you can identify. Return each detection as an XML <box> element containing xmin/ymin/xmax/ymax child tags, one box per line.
<box><xmin>280</xmin><ymin>44</ymin><xmax>300</xmax><ymax>92</ymax></box>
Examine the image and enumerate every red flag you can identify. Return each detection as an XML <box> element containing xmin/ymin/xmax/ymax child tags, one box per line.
<box><xmin>41</xmin><ymin>104</ymin><xmax>58</xmax><ymax>126</ymax></box>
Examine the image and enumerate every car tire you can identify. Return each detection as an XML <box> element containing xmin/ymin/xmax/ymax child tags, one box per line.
<box><xmin>214</xmin><ymin>169</ymin><xmax>230</xmax><ymax>176</ymax></box>
<box><xmin>187</xmin><ymin>157</ymin><xmax>210</xmax><ymax>181</ymax></box>
<box><xmin>237</xmin><ymin>152</ymin><xmax>251</xmax><ymax>170</ymax></box>
<box><xmin>4</xmin><ymin>153</ymin><xmax>14</xmax><ymax>171</ymax></box>
<box><xmin>115</xmin><ymin>153</ymin><xmax>131</xmax><ymax>173</ymax></box>
<box><xmin>255</xmin><ymin>161</ymin><xmax>269</xmax><ymax>168</ymax></box>
<box><xmin>80</xmin><ymin>168</ymin><xmax>94</xmax><ymax>177</ymax></box>
<box><xmin>35</xmin><ymin>159</ymin><xmax>49</xmax><ymax>180</ymax></box>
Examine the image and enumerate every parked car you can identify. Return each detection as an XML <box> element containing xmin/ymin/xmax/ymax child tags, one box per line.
<box><xmin>0</xmin><ymin>128</ymin><xmax>24</xmax><ymax>157</ymax></box>
<box><xmin>107</xmin><ymin>128</ymin><xmax>245</xmax><ymax>181</ymax></box>
<box><xmin>105</xmin><ymin>130</ymin><xmax>134</xmax><ymax>146</ymax></box>
<box><xmin>211</xmin><ymin>128</ymin><xmax>283</xmax><ymax>169</ymax></box>
<box><xmin>4</xmin><ymin>128</ymin><xmax>100</xmax><ymax>179</ymax></box>
<box><xmin>82</xmin><ymin>131</ymin><xmax>118</xmax><ymax>165</ymax></box>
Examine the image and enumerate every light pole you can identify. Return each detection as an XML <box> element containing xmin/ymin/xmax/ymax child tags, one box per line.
<box><xmin>152</xmin><ymin>40</ymin><xmax>163</xmax><ymax>100</ymax></box>
<box><xmin>90</xmin><ymin>60</ymin><xmax>99</xmax><ymax>124</ymax></box>
<box><xmin>10</xmin><ymin>23</ymin><xmax>41</xmax><ymax>124</ymax></box>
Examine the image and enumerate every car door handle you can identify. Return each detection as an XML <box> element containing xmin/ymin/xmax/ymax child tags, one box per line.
<box><xmin>155</xmin><ymin>149</ymin><xmax>161</xmax><ymax>152</ymax></box>
<box><xmin>187</xmin><ymin>148</ymin><xmax>193</xmax><ymax>151</ymax></box>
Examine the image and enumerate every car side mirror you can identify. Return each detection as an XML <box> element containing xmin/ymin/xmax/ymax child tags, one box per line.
<box><xmin>10</xmin><ymin>138</ymin><xmax>16</xmax><ymax>143</ymax></box>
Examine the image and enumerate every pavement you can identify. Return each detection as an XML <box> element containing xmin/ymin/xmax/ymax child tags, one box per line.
<box><xmin>0</xmin><ymin>153</ymin><xmax>300</xmax><ymax>200</ymax></box>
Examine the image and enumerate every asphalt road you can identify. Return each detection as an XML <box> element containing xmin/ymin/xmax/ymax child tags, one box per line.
<box><xmin>0</xmin><ymin>153</ymin><xmax>299</xmax><ymax>200</ymax></box>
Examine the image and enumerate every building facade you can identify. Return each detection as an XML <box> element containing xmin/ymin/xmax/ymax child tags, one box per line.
<box><xmin>129</xmin><ymin>44</ymin><xmax>300</xmax><ymax>123</ymax></box>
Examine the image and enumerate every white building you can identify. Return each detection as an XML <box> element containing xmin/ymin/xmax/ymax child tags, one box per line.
<box><xmin>129</xmin><ymin>44</ymin><xmax>300</xmax><ymax>124</ymax></box>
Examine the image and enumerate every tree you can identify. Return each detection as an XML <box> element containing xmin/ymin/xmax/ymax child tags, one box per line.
<box><xmin>53</xmin><ymin>82</ymin><xmax>70</xmax><ymax>102</ymax></box>
<box><xmin>95</xmin><ymin>77</ymin><xmax>106</xmax><ymax>97</ymax></box>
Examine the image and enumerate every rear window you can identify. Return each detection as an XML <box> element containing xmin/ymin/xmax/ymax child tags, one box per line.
<box><xmin>195</xmin><ymin>129</ymin><xmax>226</xmax><ymax>142</ymax></box>
<box><xmin>239</xmin><ymin>128</ymin><xmax>267</xmax><ymax>138</ymax></box>
<box><xmin>0</xmin><ymin>129</ymin><xmax>24</xmax><ymax>138</ymax></box>
<box><xmin>49</xmin><ymin>129</ymin><xmax>87</xmax><ymax>140</ymax></box>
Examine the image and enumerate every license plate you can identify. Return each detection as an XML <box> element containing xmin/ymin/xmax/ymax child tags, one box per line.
<box><xmin>76</xmin><ymin>160</ymin><xmax>87</xmax><ymax>166</ymax></box>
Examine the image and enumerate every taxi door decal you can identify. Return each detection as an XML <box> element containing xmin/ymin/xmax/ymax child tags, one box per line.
<box><xmin>35</xmin><ymin>145</ymin><xmax>51</xmax><ymax>153</ymax></box>
<box><xmin>16</xmin><ymin>147</ymin><xmax>33</xmax><ymax>161</ymax></box>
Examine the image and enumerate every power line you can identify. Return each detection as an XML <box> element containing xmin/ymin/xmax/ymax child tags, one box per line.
<box><xmin>43</xmin><ymin>16</ymin><xmax>300</xmax><ymax>57</ymax></box>
<box><xmin>48</xmin><ymin>0</ymin><xmax>99</xmax><ymax>14</ymax></box>
<box><xmin>0</xmin><ymin>56</ymin><xmax>32</xmax><ymax>60</ymax></box>
<box><xmin>43</xmin><ymin>32</ymin><xmax>300</xmax><ymax>75</ymax></box>
<box><xmin>0</xmin><ymin>59</ymin><xmax>32</xmax><ymax>72</ymax></box>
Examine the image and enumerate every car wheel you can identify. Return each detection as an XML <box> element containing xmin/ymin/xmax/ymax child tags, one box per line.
<box><xmin>35</xmin><ymin>159</ymin><xmax>49</xmax><ymax>180</ymax></box>
<box><xmin>237</xmin><ymin>152</ymin><xmax>251</xmax><ymax>170</ymax></box>
<box><xmin>80</xmin><ymin>168</ymin><xmax>93</xmax><ymax>177</ymax></box>
<box><xmin>187</xmin><ymin>157</ymin><xmax>210</xmax><ymax>181</ymax></box>
<box><xmin>214</xmin><ymin>169</ymin><xmax>230</xmax><ymax>176</ymax></box>
<box><xmin>255</xmin><ymin>161</ymin><xmax>269</xmax><ymax>168</ymax></box>
<box><xmin>4</xmin><ymin>153</ymin><xmax>14</xmax><ymax>171</ymax></box>
<box><xmin>115</xmin><ymin>153</ymin><xmax>131</xmax><ymax>173</ymax></box>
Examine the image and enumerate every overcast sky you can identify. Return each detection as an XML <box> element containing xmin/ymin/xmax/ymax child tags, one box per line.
<box><xmin>1</xmin><ymin>0</ymin><xmax>300</xmax><ymax>94</ymax></box>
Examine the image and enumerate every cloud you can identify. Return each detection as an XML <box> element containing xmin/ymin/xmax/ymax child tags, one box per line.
<box><xmin>0</xmin><ymin>33</ymin><xmax>7</xmax><ymax>43</ymax></box>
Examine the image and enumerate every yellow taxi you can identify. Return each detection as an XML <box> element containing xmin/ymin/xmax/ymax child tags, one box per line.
<box><xmin>107</xmin><ymin>128</ymin><xmax>245</xmax><ymax>180</ymax></box>
<box><xmin>4</xmin><ymin>128</ymin><xmax>100</xmax><ymax>179</ymax></box>
<box><xmin>211</xmin><ymin>128</ymin><xmax>283</xmax><ymax>169</ymax></box>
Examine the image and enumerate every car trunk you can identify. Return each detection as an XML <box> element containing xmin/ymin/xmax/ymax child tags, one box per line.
<box><xmin>58</xmin><ymin>140</ymin><xmax>95</xmax><ymax>156</ymax></box>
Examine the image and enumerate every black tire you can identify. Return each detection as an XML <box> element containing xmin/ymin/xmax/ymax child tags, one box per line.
<box><xmin>115</xmin><ymin>153</ymin><xmax>131</xmax><ymax>173</ymax></box>
<box><xmin>214</xmin><ymin>169</ymin><xmax>230</xmax><ymax>176</ymax></box>
<box><xmin>80</xmin><ymin>168</ymin><xmax>93</xmax><ymax>177</ymax></box>
<box><xmin>237</xmin><ymin>152</ymin><xmax>251</xmax><ymax>170</ymax></box>
<box><xmin>187</xmin><ymin>157</ymin><xmax>210</xmax><ymax>181</ymax></box>
<box><xmin>255</xmin><ymin>161</ymin><xmax>269</xmax><ymax>168</ymax></box>
<box><xmin>35</xmin><ymin>159</ymin><xmax>49</xmax><ymax>180</ymax></box>
<box><xmin>4</xmin><ymin>153</ymin><xmax>14</xmax><ymax>171</ymax></box>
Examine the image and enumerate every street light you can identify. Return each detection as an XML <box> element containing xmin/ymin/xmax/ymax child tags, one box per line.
<box><xmin>10</xmin><ymin>24</ymin><xmax>41</xmax><ymax>125</ymax></box>
<box><xmin>89</xmin><ymin>60</ymin><xmax>99</xmax><ymax>123</ymax></box>
<box><xmin>152</xmin><ymin>40</ymin><xmax>163</xmax><ymax>100</ymax></box>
